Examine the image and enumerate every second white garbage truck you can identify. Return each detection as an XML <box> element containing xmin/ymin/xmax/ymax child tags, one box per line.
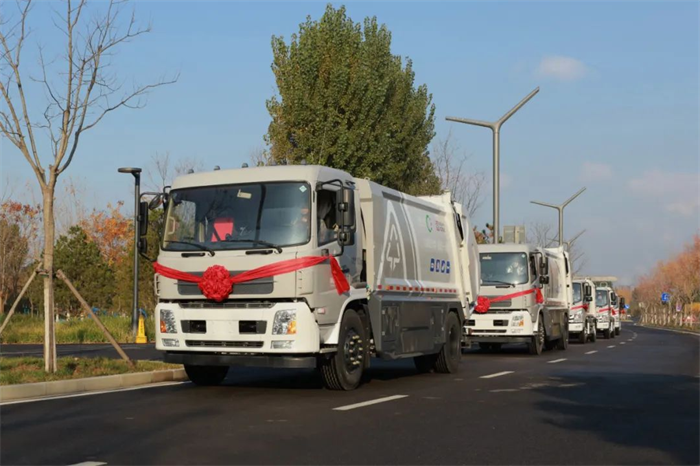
<box><xmin>569</xmin><ymin>278</ymin><xmax>597</xmax><ymax>343</ymax></box>
<box><xmin>464</xmin><ymin>244</ymin><xmax>571</xmax><ymax>355</ymax></box>
<box><xmin>149</xmin><ymin>164</ymin><xmax>480</xmax><ymax>390</ymax></box>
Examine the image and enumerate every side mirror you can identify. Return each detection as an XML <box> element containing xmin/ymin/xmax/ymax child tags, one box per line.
<box><xmin>539</xmin><ymin>275</ymin><xmax>550</xmax><ymax>285</ymax></box>
<box><xmin>540</xmin><ymin>257</ymin><xmax>549</xmax><ymax>276</ymax></box>
<box><xmin>138</xmin><ymin>201</ymin><xmax>149</xmax><ymax>237</ymax></box>
<box><xmin>620</xmin><ymin>297</ymin><xmax>626</xmax><ymax>308</ymax></box>
<box><xmin>335</xmin><ymin>186</ymin><xmax>354</xmax><ymax>229</ymax></box>
<box><xmin>138</xmin><ymin>237</ymin><xmax>148</xmax><ymax>255</ymax></box>
<box><xmin>148</xmin><ymin>193</ymin><xmax>164</xmax><ymax>210</ymax></box>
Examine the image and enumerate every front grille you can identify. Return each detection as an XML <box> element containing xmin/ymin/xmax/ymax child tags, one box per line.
<box><xmin>179</xmin><ymin>301</ymin><xmax>275</xmax><ymax>309</ymax></box>
<box><xmin>485</xmin><ymin>309</ymin><xmax>513</xmax><ymax>314</ymax></box>
<box><xmin>471</xmin><ymin>329</ymin><xmax>507</xmax><ymax>334</ymax></box>
<box><xmin>493</xmin><ymin>320</ymin><xmax>509</xmax><ymax>327</ymax></box>
<box><xmin>185</xmin><ymin>340</ymin><xmax>264</xmax><ymax>348</ymax></box>
<box><xmin>177</xmin><ymin>271</ymin><xmax>273</xmax><ymax>296</ymax></box>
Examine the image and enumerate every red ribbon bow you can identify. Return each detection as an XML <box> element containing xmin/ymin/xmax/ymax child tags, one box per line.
<box><xmin>153</xmin><ymin>256</ymin><xmax>350</xmax><ymax>302</ymax></box>
<box><xmin>475</xmin><ymin>287</ymin><xmax>544</xmax><ymax>314</ymax></box>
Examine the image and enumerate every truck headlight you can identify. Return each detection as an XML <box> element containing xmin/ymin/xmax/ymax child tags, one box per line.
<box><xmin>572</xmin><ymin>310</ymin><xmax>583</xmax><ymax>322</ymax></box>
<box><xmin>159</xmin><ymin>309</ymin><xmax>177</xmax><ymax>334</ymax></box>
<box><xmin>272</xmin><ymin>310</ymin><xmax>297</xmax><ymax>335</ymax></box>
<box><xmin>511</xmin><ymin>315</ymin><xmax>525</xmax><ymax>327</ymax></box>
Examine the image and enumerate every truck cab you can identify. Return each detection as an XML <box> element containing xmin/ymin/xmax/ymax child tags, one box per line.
<box><xmin>570</xmin><ymin>278</ymin><xmax>597</xmax><ymax>343</ymax></box>
<box><xmin>611</xmin><ymin>292</ymin><xmax>622</xmax><ymax>335</ymax></box>
<box><xmin>465</xmin><ymin>243</ymin><xmax>569</xmax><ymax>355</ymax></box>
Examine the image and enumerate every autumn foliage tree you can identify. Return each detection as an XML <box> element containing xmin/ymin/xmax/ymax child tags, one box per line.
<box><xmin>633</xmin><ymin>234</ymin><xmax>700</xmax><ymax>328</ymax></box>
<box><xmin>0</xmin><ymin>201</ymin><xmax>40</xmax><ymax>313</ymax></box>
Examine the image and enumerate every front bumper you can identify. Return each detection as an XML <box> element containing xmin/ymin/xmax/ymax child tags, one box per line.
<box><xmin>464</xmin><ymin>310</ymin><xmax>535</xmax><ymax>341</ymax></box>
<box><xmin>163</xmin><ymin>351</ymin><xmax>317</xmax><ymax>368</ymax></box>
<box><xmin>596</xmin><ymin>318</ymin><xmax>610</xmax><ymax>330</ymax></box>
<box><xmin>569</xmin><ymin>322</ymin><xmax>584</xmax><ymax>332</ymax></box>
<box><xmin>155</xmin><ymin>301</ymin><xmax>321</xmax><ymax>354</ymax></box>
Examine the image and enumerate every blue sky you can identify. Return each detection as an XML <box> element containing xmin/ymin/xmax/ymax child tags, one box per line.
<box><xmin>1</xmin><ymin>1</ymin><xmax>698</xmax><ymax>285</ymax></box>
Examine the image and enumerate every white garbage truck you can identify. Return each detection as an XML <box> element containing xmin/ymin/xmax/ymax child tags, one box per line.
<box><xmin>593</xmin><ymin>285</ymin><xmax>616</xmax><ymax>339</ymax></box>
<box><xmin>148</xmin><ymin>164</ymin><xmax>479</xmax><ymax>390</ymax></box>
<box><xmin>589</xmin><ymin>276</ymin><xmax>619</xmax><ymax>338</ymax></box>
<box><xmin>569</xmin><ymin>278</ymin><xmax>597</xmax><ymax>343</ymax></box>
<box><xmin>464</xmin><ymin>244</ymin><xmax>570</xmax><ymax>355</ymax></box>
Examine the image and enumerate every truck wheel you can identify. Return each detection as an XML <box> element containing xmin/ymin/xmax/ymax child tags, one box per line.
<box><xmin>528</xmin><ymin>316</ymin><xmax>545</xmax><ymax>355</ymax></box>
<box><xmin>590</xmin><ymin>324</ymin><xmax>597</xmax><ymax>342</ymax></box>
<box><xmin>603</xmin><ymin>328</ymin><xmax>611</xmax><ymax>339</ymax></box>
<box><xmin>557</xmin><ymin>322</ymin><xmax>569</xmax><ymax>350</ymax></box>
<box><xmin>414</xmin><ymin>354</ymin><xmax>438</xmax><ymax>373</ymax></box>
<box><xmin>577</xmin><ymin>328</ymin><xmax>586</xmax><ymax>344</ymax></box>
<box><xmin>616</xmin><ymin>327</ymin><xmax>620</xmax><ymax>336</ymax></box>
<box><xmin>434</xmin><ymin>312</ymin><xmax>461</xmax><ymax>374</ymax></box>
<box><xmin>184</xmin><ymin>365</ymin><xmax>228</xmax><ymax>386</ymax></box>
<box><xmin>610</xmin><ymin>325</ymin><xmax>616</xmax><ymax>339</ymax></box>
<box><xmin>319</xmin><ymin>309</ymin><xmax>365</xmax><ymax>390</ymax></box>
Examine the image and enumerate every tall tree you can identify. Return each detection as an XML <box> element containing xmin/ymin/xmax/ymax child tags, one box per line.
<box><xmin>0</xmin><ymin>0</ymin><xmax>175</xmax><ymax>371</ymax></box>
<box><xmin>265</xmin><ymin>4</ymin><xmax>440</xmax><ymax>195</ymax></box>
<box><xmin>54</xmin><ymin>226</ymin><xmax>114</xmax><ymax>313</ymax></box>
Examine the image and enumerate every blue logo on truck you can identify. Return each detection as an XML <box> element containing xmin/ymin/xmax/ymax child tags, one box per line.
<box><xmin>430</xmin><ymin>258</ymin><xmax>450</xmax><ymax>274</ymax></box>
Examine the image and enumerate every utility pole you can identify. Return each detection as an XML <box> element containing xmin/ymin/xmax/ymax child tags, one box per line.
<box><xmin>118</xmin><ymin>167</ymin><xmax>142</xmax><ymax>336</ymax></box>
<box><xmin>446</xmin><ymin>87</ymin><xmax>539</xmax><ymax>243</ymax></box>
<box><xmin>531</xmin><ymin>187</ymin><xmax>586</xmax><ymax>247</ymax></box>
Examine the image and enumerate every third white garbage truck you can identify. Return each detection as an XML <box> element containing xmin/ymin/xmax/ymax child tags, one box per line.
<box><xmin>148</xmin><ymin>164</ymin><xmax>480</xmax><ymax>390</ymax></box>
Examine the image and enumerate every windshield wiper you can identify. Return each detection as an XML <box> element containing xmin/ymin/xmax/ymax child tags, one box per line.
<box><xmin>221</xmin><ymin>239</ymin><xmax>282</xmax><ymax>253</ymax></box>
<box><xmin>165</xmin><ymin>241</ymin><xmax>215</xmax><ymax>256</ymax></box>
<box><xmin>482</xmin><ymin>280</ymin><xmax>516</xmax><ymax>287</ymax></box>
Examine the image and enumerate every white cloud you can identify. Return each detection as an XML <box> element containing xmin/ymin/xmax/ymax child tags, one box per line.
<box><xmin>536</xmin><ymin>55</ymin><xmax>588</xmax><ymax>81</ymax></box>
<box><xmin>581</xmin><ymin>161</ymin><xmax>613</xmax><ymax>181</ymax></box>
<box><xmin>627</xmin><ymin>170</ymin><xmax>700</xmax><ymax>218</ymax></box>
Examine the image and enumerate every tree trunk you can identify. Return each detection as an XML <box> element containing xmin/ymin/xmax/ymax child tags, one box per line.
<box><xmin>42</xmin><ymin>184</ymin><xmax>57</xmax><ymax>373</ymax></box>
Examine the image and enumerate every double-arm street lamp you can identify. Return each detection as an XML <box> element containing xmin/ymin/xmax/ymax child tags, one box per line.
<box><xmin>446</xmin><ymin>87</ymin><xmax>540</xmax><ymax>243</ymax></box>
<box><xmin>531</xmin><ymin>187</ymin><xmax>586</xmax><ymax>247</ymax></box>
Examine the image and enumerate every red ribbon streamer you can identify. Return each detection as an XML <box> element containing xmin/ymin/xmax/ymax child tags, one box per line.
<box><xmin>475</xmin><ymin>287</ymin><xmax>544</xmax><ymax>314</ymax></box>
<box><xmin>153</xmin><ymin>256</ymin><xmax>350</xmax><ymax>302</ymax></box>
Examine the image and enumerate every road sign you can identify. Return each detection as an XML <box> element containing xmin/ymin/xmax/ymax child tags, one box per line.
<box><xmin>661</xmin><ymin>292</ymin><xmax>670</xmax><ymax>303</ymax></box>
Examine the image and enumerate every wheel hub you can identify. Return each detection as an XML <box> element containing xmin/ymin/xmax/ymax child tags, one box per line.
<box><xmin>343</xmin><ymin>330</ymin><xmax>363</xmax><ymax>372</ymax></box>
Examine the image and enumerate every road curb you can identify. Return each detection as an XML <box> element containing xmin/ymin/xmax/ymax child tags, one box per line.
<box><xmin>0</xmin><ymin>368</ymin><xmax>187</xmax><ymax>403</ymax></box>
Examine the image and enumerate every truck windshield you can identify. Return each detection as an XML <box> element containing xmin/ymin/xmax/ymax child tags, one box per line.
<box><xmin>596</xmin><ymin>290</ymin><xmax>609</xmax><ymax>307</ymax></box>
<box><xmin>162</xmin><ymin>182</ymin><xmax>311</xmax><ymax>251</ymax></box>
<box><xmin>572</xmin><ymin>282</ymin><xmax>582</xmax><ymax>304</ymax></box>
<box><xmin>480</xmin><ymin>252</ymin><xmax>529</xmax><ymax>286</ymax></box>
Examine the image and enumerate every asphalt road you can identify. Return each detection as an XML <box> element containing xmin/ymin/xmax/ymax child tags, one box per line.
<box><xmin>1</xmin><ymin>324</ymin><xmax>698</xmax><ymax>465</ymax></box>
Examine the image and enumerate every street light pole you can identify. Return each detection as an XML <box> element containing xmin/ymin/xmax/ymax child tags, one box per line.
<box><xmin>531</xmin><ymin>187</ymin><xmax>586</xmax><ymax>247</ymax></box>
<box><xmin>563</xmin><ymin>229</ymin><xmax>586</xmax><ymax>250</ymax></box>
<box><xmin>118</xmin><ymin>167</ymin><xmax>142</xmax><ymax>336</ymax></box>
<box><xmin>447</xmin><ymin>87</ymin><xmax>539</xmax><ymax>243</ymax></box>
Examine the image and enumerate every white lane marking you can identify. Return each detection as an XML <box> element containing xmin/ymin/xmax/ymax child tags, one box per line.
<box><xmin>68</xmin><ymin>462</ymin><xmax>107</xmax><ymax>466</ymax></box>
<box><xmin>620</xmin><ymin>342</ymin><xmax>626</xmax><ymax>345</ymax></box>
<box><xmin>607</xmin><ymin>345</ymin><xmax>616</xmax><ymax>348</ymax></box>
<box><xmin>490</xmin><ymin>388</ymin><xmax>518</xmax><ymax>393</ymax></box>
<box><xmin>585</xmin><ymin>350</ymin><xmax>598</xmax><ymax>354</ymax></box>
<box><xmin>0</xmin><ymin>381</ymin><xmax>188</xmax><ymax>406</ymax></box>
<box><xmin>479</xmin><ymin>371</ymin><xmax>514</xmax><ymax>379</ymax></box>
<box><xmin>333</xmin><ymin>395</ymin><xmax>408</xmax><ymax>411</ymax></box>
<box><xmin>548</xmin><ymin>358</ymin><xmax>567</xmax><ymax>364</ymax></box>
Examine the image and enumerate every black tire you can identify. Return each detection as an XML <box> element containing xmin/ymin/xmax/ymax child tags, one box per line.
<box><xmin>577</xmin><ymin>328</ymin><xmax>586</xmax><ymax>344</ymax></box>
<box><xmin>528</xmin><ymin>315</ymin><xmax>545</xmax><ymax>355</ymax></box>
<box><xmin>611</xmin><ymin>326</ymin><xmax>616</xmax><ymax>339</ymax></box>
<box><xmin>184</xmin><ymin>365</ymin><xmax>228</xmax><ymax>386</ymax></box>
<box><xmin>434</xmin><ymin>312</ymin><xmax>461</xmax><ymax>374</ymax></box>
<box><xmin>590</xmin><ymin>322</ymin><xmax>597</xmax><ymax>342</ymax></box>
<box><xmin>319</xmin><ymin>309</ymin><xmax>366</xmax><ymax>390</ymax></box>
<box><xmin>557</xmin><ymin>321</ymin><xmax>569</xmax><ymax>350</ymax></box>
<box><xmin>603</xmin><ymin>328</ymin><xmax>611</xmax><ymax>339</ymax></box>
<box><xmin>615</xmin><ymin>327</ymin><xmax>621</xmax><ymax>336</ymax></box>
<box><xmin>414</xmin><ymin>354</ymin><xmax>438</xmax><ymax>373</ymax></box>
